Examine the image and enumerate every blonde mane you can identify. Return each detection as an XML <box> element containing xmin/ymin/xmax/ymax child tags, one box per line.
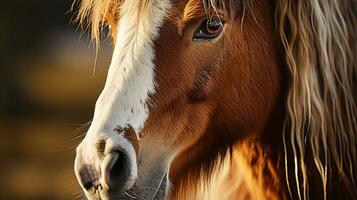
<box><xmin>75</xmin><ymin>0</ymin><xmax>357</xmax><ymax>199</ymax></box>
<box><xmin>75</xmin><ymin>0</ymin><xmax>119</xmax><ymax>45</ymax></box>
<box><xmin>277</xmin><ymin>0</ymin><xmax>357</xmax><ymax>199</ymax></box>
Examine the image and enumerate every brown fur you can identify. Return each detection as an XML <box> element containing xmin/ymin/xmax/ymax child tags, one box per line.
<box><xmin>147</xmin><ymin>1</ymin><xmax>285</xmax><ymax>199</ymax></box>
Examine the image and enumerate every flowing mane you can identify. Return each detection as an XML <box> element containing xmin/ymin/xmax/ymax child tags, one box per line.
<box><xmin>277</xmin><ymin>0</ymin><xmax>357</xmax><ymax>198</ymax></box>
<box><xmin>74</xmin><ymin>0</ymin><xmax>357</xmax><ymax>199</ymax></box>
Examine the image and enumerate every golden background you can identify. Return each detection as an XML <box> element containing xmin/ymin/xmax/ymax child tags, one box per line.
<box><xmin>0</xmin><ymin>1</ymin><xmax>111</xmax><ymax>199</ymax></box>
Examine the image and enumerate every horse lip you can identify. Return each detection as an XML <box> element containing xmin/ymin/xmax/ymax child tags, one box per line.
<box><xmin>101</xmin><ymin>152</ymin><xmax>120</xmax><ymax>189</ymax></box>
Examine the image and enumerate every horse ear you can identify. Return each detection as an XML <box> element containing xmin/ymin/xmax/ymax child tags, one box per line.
<box><xmin>276</xmin><ymin>0</ymin><xmax>357</xmax><ymax>198</ymax></box>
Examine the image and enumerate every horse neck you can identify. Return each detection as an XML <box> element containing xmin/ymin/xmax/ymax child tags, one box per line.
<box><xmin>229</xmin><ymin>138</ymin><xmax>286</xmax><ymax>200</ymax></box>
<box><xmin>168</xmin><ymin>135</ymin><xmax>287</xmax><ymax>200</ymax></box>
<box><xmin>168</xmin><ymin>101</ymin><xmax>288</xmax><ymax>200</ymax></box>
<box><xmin>228</xmin><ymin>104</ymin><xmax>288</xmax><ymax>200</ymax></box>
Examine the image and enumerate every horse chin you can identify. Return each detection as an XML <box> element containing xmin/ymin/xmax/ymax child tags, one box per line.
<box><xmin>153</xmin><ymin>173</ymin><xmax>168</xmax><ymax>200</ymax></box>
<box><xmin>102</xmin><ymin>173</ymin><xmax>168</xmax><ymax>200</ymax></box>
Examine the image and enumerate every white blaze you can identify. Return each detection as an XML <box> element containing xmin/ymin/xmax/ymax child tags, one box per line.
<box><xmin>88</xmin><ymin>0</ymin><xmax>171</xmax><ymax>137</ymax></box>
<box><xmin>75</xmin><ymin>1</ymin><xmax>171</xmax><ymax>194</ymax></box>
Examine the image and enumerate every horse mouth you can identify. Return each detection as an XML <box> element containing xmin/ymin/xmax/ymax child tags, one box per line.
<box><xmin>81</xmin><ymin>173</ymin><xmax>168</xmax><ymax>200</ymax></box>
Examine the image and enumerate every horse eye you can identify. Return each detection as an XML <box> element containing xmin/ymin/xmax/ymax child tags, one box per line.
<box><xmin>193</xmin><ymin>18</ymin><xmax>224</xmax><ymax>41</ymax></box>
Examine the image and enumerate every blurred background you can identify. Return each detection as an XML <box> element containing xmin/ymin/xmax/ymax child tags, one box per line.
<box><xmin>0</xmin><ymin>1</ymin><xmax>112</xmax><ymax>199</ymax></box>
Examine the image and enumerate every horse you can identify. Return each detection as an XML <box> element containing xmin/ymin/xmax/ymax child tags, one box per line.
<box><xmin>73</xmin><ymin>0</ymin><xmax>357</xmax><ymax>199</ymax></box>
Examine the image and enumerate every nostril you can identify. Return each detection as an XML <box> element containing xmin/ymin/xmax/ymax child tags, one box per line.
<box><xmin>109</xmin><ymin>152</ymin><xmax>124</xmax><ymax>181</ymax></box>
<box><xmin>102</xmin><ymin>151</ymin><xmax>130</xmax><ymax>191</ymax></box>
<box><xmin>82</xmin><ymin>178</ymin><xmax>94</xmax><ymax>191</ymax></box>
<box><xmin>78</xmin><ymin>165</ymin><xmax>100</xmax><ymax>191</ymax></box>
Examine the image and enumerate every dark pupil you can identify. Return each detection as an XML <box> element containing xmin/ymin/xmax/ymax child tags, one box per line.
<box><xmin>207</xmin><ymin>20</ymin><xmax>221</xmax><ymax>31</ymax></box>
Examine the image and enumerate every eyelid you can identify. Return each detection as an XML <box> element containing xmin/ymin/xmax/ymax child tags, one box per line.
<box><xmin>179</xmin><ymin>13</ymin><xmax>206</xmax><ymax>36</ymax></box>
<box><xmin>207</xmin><ymin>14</ymin><xmax>225</xmax><ymax>24</ymax></box>
<box><xmin>179</xmin><ymin>10</ymin><xmax>226</xmax><ymax>38</ymax></box>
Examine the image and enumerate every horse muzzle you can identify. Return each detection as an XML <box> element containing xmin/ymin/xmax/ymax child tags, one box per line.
<box><xmin>74</xmin><ymin>134</ymin><xmax>138</xmax><ymax>200</ymax></box>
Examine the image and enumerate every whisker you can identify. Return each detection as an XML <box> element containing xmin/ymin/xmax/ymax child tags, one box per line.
<box><xmin>46</xmin><ymin>122</ymin><xmax>91</xmax><ymax>154</ymax></box>
<box><xmin>49</xmin><ymin>146</ymin><xmax>78</xmax><ymax>153</ymax></box>
<box><xmin>124</xmin><ymin>191</ymin><xmax>137</xmax><ymax>199</ymax></box>
<box><xmin>57</xmin><ymin>182</ymin><xmax>80</xmax><ymax>199</ymax></box>
<box><xmin>46</xmin><ymin>133</ymin><xmax>86</xmax><ymax>155</ymax></box>
<box><xmin>125</xmin><ymin>190</ymin><xmax>151</xmax><ymax>200</ymax></box>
